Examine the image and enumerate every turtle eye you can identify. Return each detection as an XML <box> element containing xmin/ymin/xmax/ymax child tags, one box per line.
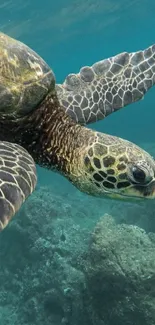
<box><xmin>132</xmin><ymin>166</ymin><xmax>146</xmax><ymax>183</ymax></box>
<box><xmin>128</xmin><ymin>160</ymin><xmax>154</xmax><ymax>185</ymax></box>
<box><xmin>130</xmin><ymin>165</ymin><xmax>153</xmax><ymax>184</ymax></box>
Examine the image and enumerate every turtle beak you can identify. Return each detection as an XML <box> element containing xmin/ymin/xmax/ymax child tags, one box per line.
<box><xmin>111</xmin><ymin>179</ymin><xmax>155</xmax><ymax>200</ymax></box>
<box><xmin>134</xmin><ymin>179</ymin><xmax>155</xmax><ymax>199</ymax></box>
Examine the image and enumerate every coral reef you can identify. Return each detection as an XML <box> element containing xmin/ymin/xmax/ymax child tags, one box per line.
<box><xmin>1</xmin><ymin>184</ymin><xmax>155</xmax><ymax>324</ymax></box>
<box><xmin>0</xmin><ymin>186</ymin><xmax>90</xmax><ymax>325</ymax></box>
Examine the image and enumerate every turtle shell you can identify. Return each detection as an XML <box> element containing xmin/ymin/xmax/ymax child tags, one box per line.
<box><xmin>0</xmin><ymin>32</ymin><xmax>55</xmax><ymax>116</ymax></box>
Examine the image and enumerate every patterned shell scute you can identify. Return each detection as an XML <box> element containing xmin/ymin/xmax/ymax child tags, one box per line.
<box><xmin>0</xmin><ymin>32</ymin><xmax>55</xmax><ymax>116</ymax></box>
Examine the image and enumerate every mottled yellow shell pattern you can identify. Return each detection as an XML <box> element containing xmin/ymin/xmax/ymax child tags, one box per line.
<box><xmin>0</xmin><ymin>32</ymin><xmax>55</xmax><ymax>116</ymax></box>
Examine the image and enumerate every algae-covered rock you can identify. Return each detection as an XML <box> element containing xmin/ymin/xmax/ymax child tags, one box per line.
<box><xmin>84</xmin><ymin>214</ymin><xmax>155</xmax><ymax>325</ymax></box>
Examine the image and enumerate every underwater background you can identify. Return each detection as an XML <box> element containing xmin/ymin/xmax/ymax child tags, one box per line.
<box><xmin>1</xmin><ymin>0</ymin><xmax>155</xmax><ymax>324</ymax></box>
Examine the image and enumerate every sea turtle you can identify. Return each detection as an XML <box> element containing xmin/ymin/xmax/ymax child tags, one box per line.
<box><xmin>0</xmin><ymin>31</ymin><xmax>155</xmax><ymax>231</ymax></box>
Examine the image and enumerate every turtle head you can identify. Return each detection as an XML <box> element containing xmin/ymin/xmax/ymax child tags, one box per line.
<box><xmin>73</xmin><ymin>132</ymin><xmax>155</xmax><ymax>201</ymax></box>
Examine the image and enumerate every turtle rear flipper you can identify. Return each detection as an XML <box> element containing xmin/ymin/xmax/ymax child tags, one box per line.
<box><xmin>0</xmin><ymin>141</ymin><xmax>37</xmax><ymax>231</ymax></box>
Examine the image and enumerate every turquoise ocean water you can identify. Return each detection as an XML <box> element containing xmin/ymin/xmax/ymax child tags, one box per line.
<box><xmin>1</xmin><ymin>1</ymin><xmax>155</xmax><ymax>324</ymax></box>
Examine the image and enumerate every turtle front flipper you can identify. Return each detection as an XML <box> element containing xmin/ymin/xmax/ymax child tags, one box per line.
<box><xmin>56</xmin><ymin>45</ymin><xmax>155</xmax><ymax>124</ymax></box>
<box><xmin>0</xmin><ymin>141</ymin><xmax>37</xmax><ymax>231</ymax></box>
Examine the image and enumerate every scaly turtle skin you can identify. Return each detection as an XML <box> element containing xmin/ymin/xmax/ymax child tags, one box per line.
<box><xmin>0</xmin><ymin>32</ymin><xmax>155</xmax><ymax>231</ymax></box>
